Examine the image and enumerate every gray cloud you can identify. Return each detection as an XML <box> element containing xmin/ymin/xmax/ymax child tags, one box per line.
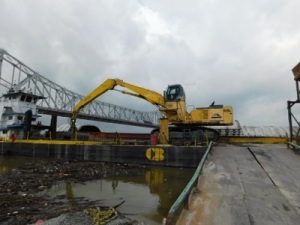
<box><xmin>1</xmin><ymin>0</ymin><xmax>299</xmax><ymax>130</ymax></box>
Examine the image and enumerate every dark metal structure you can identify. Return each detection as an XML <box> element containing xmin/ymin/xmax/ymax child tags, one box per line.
<box><xmin>287</xmin><ymin>62</ymin><xmax>300</xmax><ymax>143</ymax></box>
<box><xmin>0</xmin><ymin>48</ymin><xmax>161</xmax><ymax>128</ymax></box>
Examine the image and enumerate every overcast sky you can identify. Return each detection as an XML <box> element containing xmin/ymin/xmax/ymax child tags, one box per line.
<box><xmin>1</xmin><ymin>0</ymin><xmax>300</xmax><ymax>131</ymax></box>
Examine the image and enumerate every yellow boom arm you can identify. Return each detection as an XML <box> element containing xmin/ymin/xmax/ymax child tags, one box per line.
<box><xmin>70</xmin><ymin>79</ymin><xmax>165</xmax><ymax>131</ymax></box>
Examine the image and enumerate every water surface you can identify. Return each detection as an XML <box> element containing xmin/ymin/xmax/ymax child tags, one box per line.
<box><xmin>0</xmin><ymin>156</ymin><xmax>195</xmax><ymax>224</ymax></box>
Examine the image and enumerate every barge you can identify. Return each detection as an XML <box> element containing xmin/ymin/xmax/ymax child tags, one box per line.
<box><xmin>0</xmin><ymin>86</ymin><xmax>288</xmax><ymax>168</ymax></box>
<box><xmin>0</xmin><ymin>87</ymin><xmax>207</xmax><ymax>168</ymax></box>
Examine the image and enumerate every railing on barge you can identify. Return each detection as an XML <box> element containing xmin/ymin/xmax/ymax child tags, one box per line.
<box><xmin>164</xmin><ymin>141</ymin><xmax>214</xmax><ymax>225</ymax></box>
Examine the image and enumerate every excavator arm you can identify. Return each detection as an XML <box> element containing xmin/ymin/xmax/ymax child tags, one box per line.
<box><xmin>70</xmin><ymin>78</ymin><xmax>165</xmax><ymax>132</ymax></box>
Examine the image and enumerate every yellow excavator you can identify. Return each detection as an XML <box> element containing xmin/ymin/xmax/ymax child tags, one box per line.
<box><xmin>70</xmin><ymin>79</ymin><xmax>233</xmax><ymax>144</ymax></box>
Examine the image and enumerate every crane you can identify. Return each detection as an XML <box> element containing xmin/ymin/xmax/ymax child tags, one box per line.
<box><xmin>70</xmin><ymin>78</ymin><xmax>233</xmax><ymax>144</ymax></box>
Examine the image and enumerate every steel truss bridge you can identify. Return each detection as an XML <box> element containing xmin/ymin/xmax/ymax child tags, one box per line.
<box><xmin>0</xmin><ymin>48</ymin><xmax>161</xmax><ymax>128</ymax></box>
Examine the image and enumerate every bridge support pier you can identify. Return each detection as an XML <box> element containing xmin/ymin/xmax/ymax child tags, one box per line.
<box><xmin>50</xmin><ymin>115</ymin><xmax>57</xmax><ymax>140</ymax></box>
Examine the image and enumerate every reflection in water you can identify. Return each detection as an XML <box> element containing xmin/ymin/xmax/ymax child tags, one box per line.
<box><xmin>45</xmin><ymin>166</ymin><xmax>194</xmax><ymax>224</ymax></box>
<box><xmin>66</xmin><ymin>182</ymin><xmax>74</xmax><ymax>199</ymax></box>
<box><xmin>0</xmin><ymin>156</ymin><xmax>194</xmax><ymax>224</ymax></box>
<box><xmin>144</xmin><ymin>167</ymin><xmax>194</xmax><ymax>221</ymax></box>
<box><xmin>0</xmin><ymin>155</ymin><xmax>36</xmax><ymax>174</ymax></box>
<box><xmin>112</xmin><ymin>180</ymin><xmax>118</xmax><ymax>192</ymax></box>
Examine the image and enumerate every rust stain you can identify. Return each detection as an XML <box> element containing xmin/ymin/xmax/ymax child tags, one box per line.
<box><xmin>176</xmin><ymin>172</ymin><xmax>222</xmax><ymax>225</ymax></box>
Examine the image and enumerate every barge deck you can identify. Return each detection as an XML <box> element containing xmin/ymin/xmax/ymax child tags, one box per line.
<box><xmin>176</xmin><ymin>144</ymin><xmax>300</xmax><ymax>225</ymax></box>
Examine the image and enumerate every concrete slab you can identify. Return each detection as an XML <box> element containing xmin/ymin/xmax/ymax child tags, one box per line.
<box><xmin>176</xmin><ymin>144</ymin><xmax>300</xmax><ymax>225</ymax></box>
<box><xmin>250</xmin><ymin>144</ymin><xmax>300</xmax><ymax>212</ymax></box>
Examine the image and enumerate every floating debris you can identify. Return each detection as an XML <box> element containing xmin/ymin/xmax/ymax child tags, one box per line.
<box><xmin>0</xmin><ymin>158</ymin><xmax>146</xmax><ymax>225</ymax></box>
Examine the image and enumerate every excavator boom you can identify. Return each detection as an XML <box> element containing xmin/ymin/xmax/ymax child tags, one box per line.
<box><xmin>72</xmin><ymin>79</ymin><xmax>116</xmax><ymax>120</ymax></box>
<box><xmin>70</xmin><ymin>79</ymin><xmax>165</xmax><ymax>132</ymax></box>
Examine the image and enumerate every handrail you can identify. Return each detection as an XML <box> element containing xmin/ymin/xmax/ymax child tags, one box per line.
<box><xmin>164</xmin><ymin>141</ymin><xmax>214</xmax><ymax>225</ymax></box>
<box><xmin>288</xmin><ymin>142</ymin><xmax>300</xmax><ymax>149</ymax></box>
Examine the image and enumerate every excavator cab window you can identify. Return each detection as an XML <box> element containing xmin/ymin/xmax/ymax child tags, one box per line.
<box><xmin>165</xmin><ymin>85</ymin><xmax>185</xmax><ymax>101</ymax></box>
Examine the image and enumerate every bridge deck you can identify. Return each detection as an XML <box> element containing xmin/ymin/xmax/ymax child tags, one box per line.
<box><xmin>176</xmin><ymin>144</ymin><xmax>300</xmax><ymax>225</ymax></box>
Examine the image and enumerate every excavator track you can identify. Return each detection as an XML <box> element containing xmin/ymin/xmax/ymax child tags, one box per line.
<box><xmin>152</xmin><ymin>126</ymin><xmax>220</xmax><ymax>145</ymax></box>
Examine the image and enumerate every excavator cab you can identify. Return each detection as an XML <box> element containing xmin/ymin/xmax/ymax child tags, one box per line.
<box><xmin>165</xmin><ymin>84</ymin><xmax>186</xmax><ymax>102</ymax></box>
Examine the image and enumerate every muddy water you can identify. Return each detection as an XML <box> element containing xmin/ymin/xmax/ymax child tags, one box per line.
<box><xmin>45</xmin><ymin>167</ymin><xmax>195</xmax><ymax>224</ymax></box>
<box><xmin>0</xmin><ymin>156</ymin><xmax>195</xmax><ymax>224</ymax></box>
<box><xmin>0</xmin><ymin>155</ymin><xmax>38</xmax><ymax>174</ymax></box>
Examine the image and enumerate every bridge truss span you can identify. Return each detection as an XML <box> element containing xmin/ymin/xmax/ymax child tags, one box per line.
<box><xmin>0</xmin><ymin>48</ymin><xmax>160</xmax><ymax>128</ymax></box>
